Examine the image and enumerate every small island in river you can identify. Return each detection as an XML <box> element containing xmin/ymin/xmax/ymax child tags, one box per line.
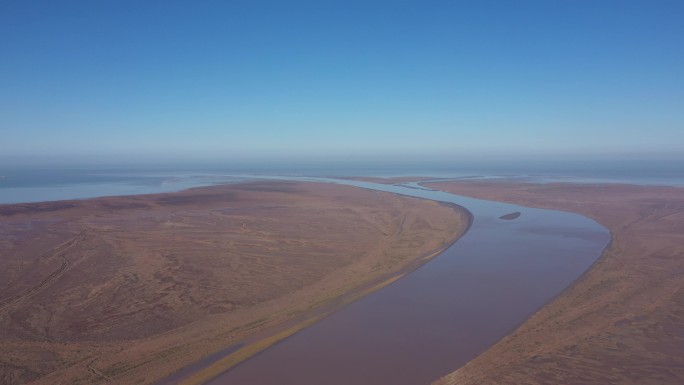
<box><xmin>499</xmin><ymin>211</ymin><xmax>521</xmax><ymax>220</ymax></box>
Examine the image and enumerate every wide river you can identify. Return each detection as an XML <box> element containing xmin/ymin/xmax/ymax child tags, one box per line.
<box><xmin>166</xmin><ymin>177</ymin><xmax>611</xmax><ymax>385</ymax></box>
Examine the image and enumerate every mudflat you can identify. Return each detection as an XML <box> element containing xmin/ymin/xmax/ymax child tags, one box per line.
<box><xmin>0</xmin><ymin>181</ymin><xmax>468</xmax><ymax>385</ymax></box>
<box><xmin>428</xmin><ymin>181</ymin><xmax>684</xmax><ymax>385</ymax></box>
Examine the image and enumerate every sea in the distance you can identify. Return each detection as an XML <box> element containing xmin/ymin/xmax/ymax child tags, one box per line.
<box><xmin>1</xmin><ymin>160</ymin><xmax>683</xmax><ymax>205</ymax></box>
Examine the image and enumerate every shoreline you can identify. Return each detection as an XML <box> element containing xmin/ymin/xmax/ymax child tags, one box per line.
<box><xmin>5</xmin><ymin>171</ymin><xmax>684</xmax><ymax>207</ymax></box>
<box><xmin>157</xmin><ymin>200</ymin><xmax>473</xmax><ymax>385</ymax></box>
<box><xmin>0</xmin><ymin>180</ymin><xmax>470</xmax><ymax>385</ymax></box>
<box><xmin>3</xmin><ymin>178</ymin><xmax>632</xmax><ymax>385</ymax></box>
<box><xmin>174</xmin><ymin>179</ymin><xmax>607</xmax><ymax>385</ymax></box>
<box><xmin>428</xmin><ymin>181</ymin><xmax>684</xmax><ymax>385</ymax></box>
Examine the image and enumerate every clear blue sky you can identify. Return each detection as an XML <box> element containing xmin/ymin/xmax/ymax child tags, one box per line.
<box><xmin>1</xmin><ymin>1</ymin><xmax>683</xmax><ymax>164</ymax></box>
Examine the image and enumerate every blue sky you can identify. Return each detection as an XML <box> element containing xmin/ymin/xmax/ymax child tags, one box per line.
<box><xmin>1</xmin><ymin>1</ymin><xmax>683</xmax><ymax>164</ymax></box>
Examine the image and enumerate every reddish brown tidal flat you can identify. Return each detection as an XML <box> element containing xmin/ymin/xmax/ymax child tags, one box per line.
<box><xmin>429</xmin><ymin>181</ymin><xmax>684</xmax><ymax>385</ymax></box>
<box><xmin>0</xmin><ymin>181</ymin><xmax>467</xmax><ymax>385</ymax></box>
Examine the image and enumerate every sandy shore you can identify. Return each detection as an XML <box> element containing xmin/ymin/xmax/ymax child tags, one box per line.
<box><xmin>428</xmin><ymin>181</ymin><xmax>684</xmax><ymax>385</ymax></box>
<box><xmin>0</xmin><ymin>181</ymin><xmax>468</xmax><ymax>385</ymax></box>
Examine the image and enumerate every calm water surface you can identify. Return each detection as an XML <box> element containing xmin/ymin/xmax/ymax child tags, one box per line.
<box><xmin>2</xmin><ymin>161</ymin><xmax>683</xmax><ymax>204</ymax></box>
<box><xmin>0</xmin><ymin>170</ymin><xmax>613</xmax><ymax>384</ymax></box>
<box><xmin>0</xmin><ymin>169</ymin><xmax>246</xmax><ymax>204</ymax></box>
<box><xmin>197</xmin><ymin>178</ymin><xmax>610</xmax><ymax>385</ymax></box>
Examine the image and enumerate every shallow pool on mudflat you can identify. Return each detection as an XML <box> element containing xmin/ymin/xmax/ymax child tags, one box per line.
<box><xmin>204</xmin><ymin>179</ymin><xmax>610</xmax><ymax>385</ymax></box>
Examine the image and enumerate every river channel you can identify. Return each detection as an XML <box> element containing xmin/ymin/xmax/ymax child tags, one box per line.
<box><xmin>177</xmin><ymin>177</ymin><xmax>610</xmax><ymax>385</ymax></box>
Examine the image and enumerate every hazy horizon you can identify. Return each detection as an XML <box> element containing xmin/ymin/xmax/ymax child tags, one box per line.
<box><xmin>3</xmin><ymin>3</ymin><xmax>684</xmax><ymax>385</ymax></box>
<box><xmin>2</xmin><ymin>1</ymin><xmax>683</xmax><ymax>163</ymax></box>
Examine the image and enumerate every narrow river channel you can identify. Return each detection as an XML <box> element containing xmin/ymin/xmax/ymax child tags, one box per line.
<box><xmin>174</xmin><ymin>178</ymin><xmax>610</xmax><ymax>385</ymax></box>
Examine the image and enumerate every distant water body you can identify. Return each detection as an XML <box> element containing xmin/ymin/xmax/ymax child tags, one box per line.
<box><xmin>1</xmin><ymin>161</ymin><xmax>683</xmax><ymax>204</ymax></box>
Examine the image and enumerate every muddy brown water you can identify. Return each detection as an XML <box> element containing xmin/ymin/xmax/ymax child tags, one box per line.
<box><xmin>165</xmin><ymin>178</ymin><xmax>610</xmax><ymax>385</ymax></box>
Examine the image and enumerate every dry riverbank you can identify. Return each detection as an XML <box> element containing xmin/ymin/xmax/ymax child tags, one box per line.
<box><xmin>0</xmin><ymin>181</ymin><xmax>469</xmax><ymax>385</ymax></box>
<box><xmin>429</xmin><ymin>181</ymin><xmax>684</xmax><ymax>385</ymax></box>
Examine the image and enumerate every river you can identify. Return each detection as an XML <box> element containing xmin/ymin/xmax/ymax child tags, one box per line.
<box><xmin>163</xmin><ymin>177</ymin><xmax>610</xmax><ymax>385</ymax></box>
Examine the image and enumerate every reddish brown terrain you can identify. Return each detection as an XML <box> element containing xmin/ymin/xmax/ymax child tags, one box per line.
<box><xmin>428</xmin><ymin>181</ymin><xmax>684</xmax><ymax>385</ymax></box>
<box><xmin>0</xmin><ymin>181</ymin><xmax>468</xmax><ymax>385</ymax></box>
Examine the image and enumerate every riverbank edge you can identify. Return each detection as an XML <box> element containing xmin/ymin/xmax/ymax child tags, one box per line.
<box><xmin>153</xmin><ymin>200</ymin><xmax>473</xmax><ymax>385</ymax></box>
<box><xmin>421</xmin><ymin>180</ymin><xmax>613</xmax><ymax>384</ymax></box>
<box><xmin>427</xmin><ymin>181</ymin><xmax>684</xmax><ymax>385</ymax></box>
